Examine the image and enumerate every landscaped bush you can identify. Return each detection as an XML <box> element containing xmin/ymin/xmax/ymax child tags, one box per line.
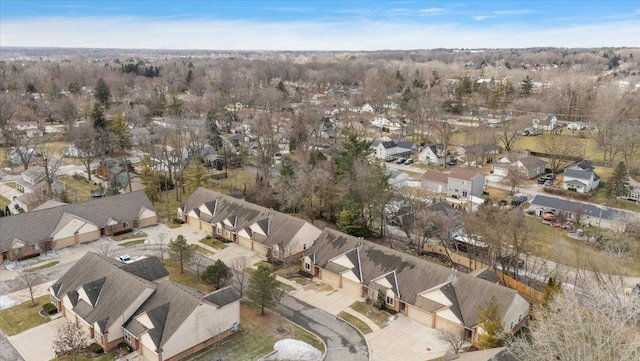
<box><xmin>298</xmin><ymin>270</ymin><xmax>313</xmax><ymax>278</ymax></box>
<box><xmin>42</xmin><ymin>303</ymin><xmax>58</xmax><ymax>315</ymax></box>
<box><xmin>89</xmin><ymin>343</ymin><xmax>104</xmax><ymax>354</ymax></box>
<box><xmin>117</xmin><ymin>342</ymin><xmax>133</xmax><ymax>353</ymax></box>
<box><xmin>172</xmin><ymin>218</ymin><xmax>185</xmax><ymax>225</ymax></box>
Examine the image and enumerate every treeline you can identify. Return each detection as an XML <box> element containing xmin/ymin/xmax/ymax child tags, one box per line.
<box><xmin>121</xmin><ymin>61</ymin><xmax>161</xmax><ymax>78</ymax></box>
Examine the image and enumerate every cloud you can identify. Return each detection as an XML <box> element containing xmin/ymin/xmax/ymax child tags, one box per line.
<box><xmin>1</xmin><ymin>16</ymin><xmax>639</xmax><ymax>51</ymax></box>
<box><xmin>419</xmin><ymin>7</ymin><xmax>445</xmax><ymax>15</ymax></box>
<box><xmin>473</xmin><ymin>15</ymin><xmax>495</xmax><ymax>21</ymax></box>
<box><xmin>494</xmin><ymin>9</ymin><xmax>536</xmax><ymax>16</ymax></box>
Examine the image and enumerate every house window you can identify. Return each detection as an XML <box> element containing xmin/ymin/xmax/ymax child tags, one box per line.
<box><xmin>518</xmin><ymin>314</ymin><xmax>522</xmax><ymax>322</ymax></box>
<box><xmin>273</xmin><ymin>248</ymin><xmax>280</xmax><ymax>258</ymax></box>
<box><xmin>122</xmin><ymin>222</ymin><xmax>128</xmax><ymax>228</ymax></box>
<box><xmin>510</xmin><ymin>321</ymin><xmax>514</xmax><ymax>330</ymax></box>
<box><xmin>95</xmin><ymin>329</ymin><xmax>101</xmax><ymax>342</ymax></box>
<box><xmin>217</xmin><ymin>226</ymin><xmax>222</xmax><ymax>235</ymax></box>
<box><xmin>14</xmin><ymin>247</ymin><xmax>23</xmax><ymax>256</ymax></box>
<box><xmin>124</xmin><ymin>331</ymin><xmax>131</xmax><ymax>342</ymax></box>
<box><xmin>371</xmin><ymin>289</ymin><xmax>379</xmax><ymax>299</ymax></box>
<box><xmin>462</xmin><ymin>191</ymin><xmax>468</xmax><ymax>198</ymax></box>
<box><xmin>31</xmin><ymin>244</ymin><xmax>40</xmax><ymax>251</ymax></box>
<box><xmin>304</xmin><ymin>262</ymin><xmax>311</xmax><ymax>271</ymax></box>
<box><xmin>225</xmin><ymin>230</ymin><xmax>230</xmax><ymax>238</ymax></box>
<box><xmin>386</xmin><ymin>295</ymin><xmax>394</xmax><ymax>306</ymax></box>
<box><xmin>303</xmin><ymin>243</ymin><xmax>307</xmax><ymax>250</ymax></box>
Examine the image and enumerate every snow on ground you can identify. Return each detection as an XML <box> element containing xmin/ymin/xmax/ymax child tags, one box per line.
<box><xmin>265</xmin><ymin>339</ymin><xmax>322</xmax><ymax>361</ymax></box>
<box><xmin>486</xmin><ymin>174</ymin><xmax>504</xmax><ymax>183</ymax></box>
<box><xmin>0</xmin><ymin>296</ymin><xmax>18</xmax><ymax>310</ymax></box>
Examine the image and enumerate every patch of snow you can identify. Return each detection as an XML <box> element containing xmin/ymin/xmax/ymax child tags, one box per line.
<box><xmin>0</xmin><ymin>295</ymin><xmax>18</xmax><ymax>310</ymax></box>
<box><xmin>266</xmin><ymin>339</ymin><xmax>322</xmax><ymax>361</ymax></box>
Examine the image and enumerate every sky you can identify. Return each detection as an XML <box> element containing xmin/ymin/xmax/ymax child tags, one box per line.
<box><xmin>1</xmin><ymin>1</ymin><xmax>639</xmax><ymax>50</ymax></box>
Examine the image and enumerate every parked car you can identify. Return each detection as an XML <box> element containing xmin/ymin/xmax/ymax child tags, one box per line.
<box><xmin>90</xmin><ymin>188</ymin><xmax>104</xmax><ymax>198</ymax></box>
<box><xmin>544</xmin><ymin>180</ymin><xmax>554</xmax><ymax>186</ymax></box>
<box><xmin>538</xmin><ymin>173</ymin><xmax>556</xmax><ymax>184</ymax></box>
<box><xmin>384</xmin><ymin>156</ymin><xmax>396</xmax><ymax>162</ymax></box>
<box><xmin>404</xmin><ymin>158</ymin><xmax>414</xmax><ymax>165</ymax></box>
<box><xmin>396</xmin><ymin>158</ymin><xmax>407</xmax><ymax>164</ymax></box>
<box><xmin>117</xmin><ymin>255</ymin><xmax>134</xmax><ymax>264</ymax></box>
<box><xmin>447</xmin><ymin>159</ymin><xmax>457</xmax><ymax>166</ymax></box>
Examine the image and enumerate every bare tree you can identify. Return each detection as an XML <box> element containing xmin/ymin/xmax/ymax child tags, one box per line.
<box><xmin>191</xmin><ymin>252</ymin><xmax>206</xmax><ymax>283</ymax></box>
<box><xmin>508</xmin><ymin>280</ymin><xmax>640</xmax><ymax>361</ymax></box>
<box><xmin>543</xmin><ymin>135</ymin><xmax>580</xmax><ymax>174</ymax></box>
<box><xmin>494</xmin><ymin>117</ymin><xmax>523</xmax><ymax>152</ymax></box>
<box><xmin>96</xmin><ymin>242</ymin><xmax>114</xmax><ymax>258</ymax></box>
<box><xmin>505</xmin><ymin>166</ymin><xmax>526</xmax><ymax>194</ymax></box>
<box><xmin>19</xmin><ymin>270</ymin><xmax>39</xmax><ymax>307</ymax></box>
<box><xmin>37</xmin><ymin>143</ymin><xmax>64</xmax><ymax>196</ymax></box>
<box><xmin>53</xmin><ymin>321</ymin><xmax>88</xmax><ymax>360</ymax></box>
<box><xmin>67</xmin><ymin>123</ymin><xmax>101</xmax><ymax>181</ymax></box>
<box><xmin>155</xmin><ymin>231</ymin><xmax>167</xmax><ymax>262</ymax></box>
<box><xmin>231</xmin><ymin>256</ymin><xmax>249</xmax><ymax>297</ymax></box>
<box><xmin>437</xmin><ymin>329</ymin><xmax>466</xmax><ymax>355</ymax></box>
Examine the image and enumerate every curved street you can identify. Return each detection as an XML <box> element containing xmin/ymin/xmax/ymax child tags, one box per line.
<box><xmin>277</xmin><ymin>295</ymin><xmax>369</xmax><ymax>361</ymax></box>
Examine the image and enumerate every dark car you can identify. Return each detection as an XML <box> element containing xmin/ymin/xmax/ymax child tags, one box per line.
<box><xmin>538</xmin><ymin>173</ymin><xmax>556</xmax><ymax>184</ymax></box>
<box><xmin>447</xmin><ymin>159</ymin><xmax>457</xmax><ymax>166</ymax></box>
<box><xmin>90</xmin><ymin>188</ymin><xmax>104</xmax><ymax>198</ymax></box>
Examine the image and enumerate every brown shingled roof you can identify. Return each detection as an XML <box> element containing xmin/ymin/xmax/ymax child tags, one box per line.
<box><xmin>422</xmin><ymin>170</ymin><xmax>448</xmax><ymax>184</ymax></box>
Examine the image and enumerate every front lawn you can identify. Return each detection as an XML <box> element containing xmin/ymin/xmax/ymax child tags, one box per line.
<box><xmin>338</xmin><ymin>311</ymin><xmax>372</xmax><ymax>335</ymax></box>
<box><xmin>0</xmin><ymin>295</ymin><xmax>50</xmax><ymax>336</ymax></box>
<box><xmin>119</xmin><ymin>239</ymin><xmax>145</xmax><ymax>247</ymax></box>
<box><xmin>165</xmin><ymin>264</ymin><xmax>214</xmax><ymax>293</ymax></box>
<box><xmin>28</xmin><ymin>261</ymin><xmax>59</xmax><ymax>272</ymax></box>
<box><xmin>185</xmin><ymin>301</ymin><xmax>324</xmax><ymax>361</ymax></box>
<box><xmin>349</xmin><ymin>301</ymin><xmax>392</xmax><ymax>329</ymax></box>
<box><xmin>199</xmin><ymin>237</ymin><xmax>228</xmax><ymax>250</ymax></box>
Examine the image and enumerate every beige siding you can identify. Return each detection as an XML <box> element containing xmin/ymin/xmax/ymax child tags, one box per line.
<box><xmin>406</xmin><ymin>305</ymin><xmax>434</xmax><ymax>327</ymax></box>
<box><xmin>77</xmin><ymin>229</ymin><xmax>101</xmax><ymax>244</ymax></box>
<box><xmin>138</xmin><ymin>216</ymin><xmax>158</xmax><ymax>228</ymax></box>
<box><xmin>187</xmin><ymin>216</ymin><xmax>199</xmax><ymax>228</ymax></box>
<box><xmin>140</xmin><ymin>342</ymin><xmax>157</xmax><ymax>361</ymax></box>
<box><xmin>200</xmin><ymin>221</ymin><xmax>213</xmax><ymax>234</ymax></box>
<box><xmin>434</xmin><ymin>315</ymin><xmax>463</xmax><ymax>334</ymax></box>
<box><xmin>238</xmin><ymin>236</ymin><xmax>253</xmax><ymax>250</ymax></box>
<box><xmin>252</xmin><ymin>243</ymin><xmax>269</xmax><ymax>257</ymax></box>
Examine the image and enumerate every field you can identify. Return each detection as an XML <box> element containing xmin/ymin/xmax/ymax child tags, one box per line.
<box><xmin>57</xmin><ymin>174</ymin><xmax>101</xmax><ymax>203</ymax></box>
<box><xmin>0</xmin><ymin>295</ymin><xmax>50</xmax><ymax>336</ymax></box>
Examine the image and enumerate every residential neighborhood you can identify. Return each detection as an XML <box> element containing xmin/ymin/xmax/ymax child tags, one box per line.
<box><xmin>1</xmin><ymin>35</ymin><xmax>640</xmax><ymax>361</ymax></box>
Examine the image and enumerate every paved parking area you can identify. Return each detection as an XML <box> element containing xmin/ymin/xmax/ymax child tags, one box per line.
<box><xmin>366</xmin><ymin>314</ymin><xmax>450</xmax><ymax>361</ymax></box>
<box><xmin>292</xmin><ymin>282</ymin><xmax>362</xmax><ymax>316</ymax></box>
<box><xmin>8</xmin><ymin>317</ymin><xmax>65</xmax><ymax>361</ymax></box>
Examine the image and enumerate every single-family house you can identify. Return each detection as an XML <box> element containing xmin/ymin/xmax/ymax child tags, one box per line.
<box><xmin>529</xmin><ymin>195</ymin><xmax>633</xmax><ymax>231</ymax></box>
<box><xmin>627</xmin><ymin>177</ymin><xmax>640</xmax><ymax>203</ymax></box>
<box><xmin>421</xmin><ymin>170</ymin><xmax>449</xmax><ymax>194</ymax></box>
<box><xmin>0</xmin><ymin>191</ymin><xmax>157</xmax><ymax>264</ymax></box>
<box><xmin>13</xmin><ymin>121</ymin><xmax>39</xmax><ymax>131</ymax></box>
<box><xmin>8</xmin><ymin>147</ymin><xmax>38</xmax><ymax>165</ymax></box>
<box><xmin>304</xmin><ymin>229</ymin><xmax>530</xmax><ymax>344</ymax></box>
<box><xmin>456</xmin><ymin>144</ymin><xmax>501</xmax><ymax>164</ymax></box>
<box><xmin>396</xmin><ymin>141</ymin><xmax>419</xmax><ymax>154</ymax></box>
<box><xmin>178</xmin><ymin>188</ymin><xmax>322</xmax><ymax>261</ymax></box>
<box><xmin>562</xmin><ymin>161</ymin><xmax>600</xmax><ymax>193</ymax></box>
<box><xmin>492</xmin><ymin>154</ymin><xmax>546</xmax><ymax>179</ymax></box>
<box><xmin>98</xmin><ymin>158</ymin><xmax>135</xmax><ymax>180</ymax></box>
<box><xmin>50</xmin><ymin>252</ymin><xmax>240</xmax><ymax>361</ymax></box>
<box><xmin>375</xmin><ymin>141</ymin><xmax>397</xmax><ymax>159</ymax></box>
<box><xmin>532</xmin><ymin>115</ymin><xmax>557</xmax><ymax>131</ymax></box>
<box><xmin>447</xmin><ymin>169</ymin><xmax>485</xmax><ymax>199</ymax></box>
<box><xmin>360</xmin><ymin>103</ymin><xmax>375</xmax><ymax>114</ymax></box>
<box><xmin>418</xmin><ymin>144</ymin><xmax>451</xmax><ymax>166</ymax></box>
<box><xmin>13</xmin><ymin>166</ymin><xmax>67</xmax><ymax>211</ymax></box>
<box><xmin>114</xmin><ymin>172</ymin><xmax>144</xmax><ymax>193</ymax></box>
<box><xmin>386</xmin><ymin>168</ymin><xmax>409</xmax><ymax>188</ymax></box>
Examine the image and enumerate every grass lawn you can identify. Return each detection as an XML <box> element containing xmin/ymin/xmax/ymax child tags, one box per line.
<box><xmin>57</xmin><ymin>174</ymin><xmax>99</xmax><ymax>203</ymax></box>
<box><xmin>193</xmin><ymin>245</ymin><xmax>213</xmax><ymax>256</ymax></box>
<box><xmin>199</xmin><ymin>237</ymin><xmax>228</xmax><ymax>250</ymax></box>
<box><xmin>0</xmin><ymin>195</ymin><xmax>10</xmax><ymax>210</ymax></box>
<box><xmin>119</xmin><ymin>239</ymin><xmax>145</xmax><ymax>247</ymax></box>
<box><xmin>349</xmin><ymin>301</ymin><xmax>392</xmax><ymax>329</ymax></box>
<box><xmin>0</xmin><ymin>295</ymin><xmax>50</xmax><ymax>336</ymax></box>
<box><xmin>112</xmin><ymin>232</ymin><xmax>148</xmax><ymax>241</ymax></box>
<box><xmin>165</xmin><ymin>264</ymin><xmax>214</xmax><ymax>293</ymax></box>
<box><xmin>186</xmin><ymin>301</ymin><xmax>324</xmax><ymax>361</ymax></box>
<box><xmin>338</xmin><ymin>311</ymin><xmax>372</xmax><ymax>335</ymax></box>
<box><xmin>485</xmin><ymin>187</ymin><xmax>512</xmax><ymax>204</ymax></box>
<box><xmin>525</xmin><ymin>218</ymin><xmax>640</xmax><ymax>276</ymax></box>
<box><xmin>5</xmin><ymin>182</ymin><xmax>17</xmax><ymax>189</ymax></box>
<box><xmin>28</xmin><ymin>261</ymin><xmax>59</xmax><ymax>272</ymax></box>
<box><xmin>54</xmin><ymin>351</ymin><xmax>120</xmax><ymax>361</ymax></box>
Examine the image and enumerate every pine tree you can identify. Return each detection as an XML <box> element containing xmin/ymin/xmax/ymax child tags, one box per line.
<box><xmin>111</xmin><ymin>113</ymin><xmax>131</xmax><ymax>153</ymax></box>
<box><xmin>183</xmin><ymin>160</ymin><xmax>208</xmax><ymax>191</ymax></box>
<box><xmin>247</xmin><ymin>264</ymin><xmax>279</xmax><ymax>315</ymax></box>
<box><xmin>520</xmin><ymin>75</ymin><xmax>533</xmax><ymax>97</ymax></box>
<box><xmin>94</xmin><ymin>78</ymin><xmax>111</xmax><ymax>107</ymax></box>
<box><xmin>606</xmin><ymin>161</ymin><xmax>629</xmax><ymax>200</ymax></box>
<box><xmin>202</xmin><ymin>260</ymin><xmax>231</xmax><ymax>289</ymax></box>
<box><xmin>91</xmin><ymin>102</ymin><xmax>107</xmax><ymax>130</ymax></box>
<box><xmin>168</xmin><ymin>235</ymin><xmax>194</xmax><ymax>274</ymax></box>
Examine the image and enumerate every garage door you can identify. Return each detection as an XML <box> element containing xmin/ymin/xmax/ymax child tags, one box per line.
<box><xmin>435</xmin><ymin>315</ymin><xmax>462</xmax><ymax>334</ymax></box>
<box><xmin>407</xmin><ymin>305</ymin><xmax>433</xmax><ymax>327</ymax></box>
<box><xmin>187</xmin><ymin>216</ymin><xmax>199</xmax><ymax>228</ymax></box>
<box><xmin>493</xmin><ymin>167</ymin><xmax>507</xmax><ymax>176</ymax></box>
<box><xmin>55</xmin><ymin>236</ymin><xmax>75</xmax><ymax>249</ymax></box>
<box><xmin>238</xmin><ymin>237</ymin><xmax>253</xmax><ymax>250</ymax></box>
<box><xmin>341</xmin><ymin>278</ymin><xmax>363</xmax><ymax>297</ymax></box>
<box><xmin>77</xmin><ymin>230</ymin><xmax>100</xmax><ymax>244</ymax></box>
<box><xmin>320</xmin><ymin>269</ymin><xmax>341</xmax><ymax>288</ymax></box>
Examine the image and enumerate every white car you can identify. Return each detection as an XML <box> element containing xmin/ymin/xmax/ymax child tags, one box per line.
<box><xmin>117</xmin><ymin>255</ymin><xmax>135</xmax><ymax>264</ymax></box>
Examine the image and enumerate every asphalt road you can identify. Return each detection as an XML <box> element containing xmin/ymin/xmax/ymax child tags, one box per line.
<box><xmin>0</xmin><ymin>332</ymin><xmax>23</xmax><ymax>361</ymax></box>
<box><xmin>276</xmin><ymin>295</ymin><xmax>369</xmax><ymax>361</ymax></box>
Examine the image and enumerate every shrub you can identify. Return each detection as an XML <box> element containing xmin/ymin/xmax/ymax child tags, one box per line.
<box><xmin>298</xmin><ymin>270</ymin><xmax>313</xmax><ymax>278</ymax></box>
<box><xmin>42</xmin><ymin>303</ymin><xmax>58</xmax><ymax>315</ymax></box>
<box><xmin>89</xmin><ymin>343</ymin><xmax>104</xmax><ymax>354</ymax></box>
<box><xmin>117</xmin><ymin>342</ymin><xmax>133</xmax><ymax>353</ymax></box>
<box><xmin>172</xmin><ymin>218</ymin><xmax>185</xmax><ymax>225</ymax></box>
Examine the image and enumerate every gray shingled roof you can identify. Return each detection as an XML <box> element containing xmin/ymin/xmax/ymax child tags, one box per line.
<box><xmin>52</xmin><ymin>252</ymin><xmax>157</xmax><ymax>332</ymax></box>
<box><xmin>204</xmin><ymin>287</ymin><xmax>241</xmax><ymax>307</ymax></box>
<box><xmin>517</xmin><ymin>155</ymin><xmax>546</xmax><ymax>170</ymax></box>
<box><xmin>564</xmin><ymin>168</ymin><xmax>593</xmax><ymax>180</ymax></box>
<box><xmin>381</xmin><ymin>141</ymin><xmax>396</xmax><ymax>149</ymax></box>
<box><xmin>181</xmin><ymin>188</ymin><xmax>315</xmax><ymax>249</ymax></box>
<box><xmin>0</xmin><ymin>191</ymin><xmax>155</xmax><ymax>252</ymax></box>
<box><xmin>307</xmin><ymin>228</ymin><xmax>521</xmax><ymax>327</ymax></box>
<box><xmin>118</xmin><ymin>257</ymin><xmax>170</xmax><ymax>282</ymax></box>
<box><xmin>529</xmin><ymin>195</ymin><xmax>622</xmax><ymax>221</ymax></box>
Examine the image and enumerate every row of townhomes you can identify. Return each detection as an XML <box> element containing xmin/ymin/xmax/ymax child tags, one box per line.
<box><xmin>180</xmin><ymin>187</ymin><xmax>530</xmax><ymax>346</ymax></box>
<box><xmin>0</xmin><ymin>191</ymin><xmax>157</xmax><ymax>263</ymax></box>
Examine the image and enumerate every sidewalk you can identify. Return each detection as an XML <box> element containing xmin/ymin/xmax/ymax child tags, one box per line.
<box><xmin>343</xmin><ymin>307</ymin><xmax>381</xmax><ymax>332</ymax></box>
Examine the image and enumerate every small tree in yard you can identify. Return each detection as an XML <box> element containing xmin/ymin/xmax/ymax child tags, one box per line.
<box><xmin>477</xmin><ymin>297</ymin><xmax>505</xmax><ymax>349</ymax></box>
<box><xmin>202</xmin><ymin>260</ymin><xmax>231</xmax><ymax>289</ymax></box>
<box><xmin>53</xmin><ymin>321</ymin><xmax>88</xmax><ymax>360</ymax></box>
<box><xmin>168</xmin><ymin>235</ymin><xmax>194</xmax><ymax>273</ymax></box>
<box><xmin>19</xmin><ymin>270</ymin><xmax>39</xmax><ymax>307</ymax></box>
<box><xmin>606</xmin><ymin>161</ymin><xmax>629</xmax><ymax>200</ymax></box>
<box><xmin>247</xmin><ymin>264</ymin><xmax>279</xmax><ymax>315</ymax></box>
<box><xmin>232</xmin><ymin>256</ymin><xmax>249</xmax><ymax>297</ymax></box>
<box><xmin>437</xmin><ymin>329</ymin><xmax>466</xmax><ymax>355</ymax></box>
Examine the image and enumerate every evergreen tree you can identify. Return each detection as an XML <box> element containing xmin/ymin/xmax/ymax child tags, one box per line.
<box><xmin>94</xmin><ymin>78</ymin><xmax>111</xmax><ymax>107</ymax></box>
<box><xmin>606</xmin><ymin>161</ymin><xmax>629</xmax><ymax>200</ymax></box>
<box><xmin>205</xmin><ymin>109</ymin><xmax>223</xmax><ymax>150</ymax></box>
<box><xmin>202</xmin><ymin>260</ymin><xmax>231</xmax><ymax>289</ymax></box>
<box><xmin>337</xmin><ymin>200</ymin><xmax>368</xmax><ymax>237</ymax></box>
<box><xmin>91</xmin><ymin>102</ymin><xmax>107</xmax><ymax>130</ymax></box>
<box><xmin>521</xmin><ymin>75</ymin><xmax>534</xmax><ymax>97</ymax></box>
<box><xmin>247</xmin><ymin>264</ymin><xmax>279</xmax><ymax>315</ymax></box>
<box><xmin>168</xmin><ymin>235</ymin><xmax>194</xmax><ymax>274</ymax></box>
<box><xmin>111</xmin><ymin>113</ymin><xmax>131</xmax><ymax>152</ymax></box>
<box><xmin>542</xmin><ymin>277</ymin><xmax>563</xmax><ymax>308</ymax></box>
<box><xmin>185</xmin><ymin>69</ymin><xmax>193</xmax><ymax>86</ymax></box>
<box><xmin>477</xmin><ymin>297</ymin><xmax>505</xmax><ymax>349</ymax></box>
<box><xmin>183</xmin><ymin>160</ymin><xmax>208</xmax><ymax>190</ymax></box>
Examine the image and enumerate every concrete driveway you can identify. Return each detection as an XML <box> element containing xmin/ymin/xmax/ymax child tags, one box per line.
<box><xmin>8</xmin><ymin>317</ymin><xmax>65</xmax><ymax>361</ymax></box>
<box><xmin>366</xmin><ymin>314</ymin><xmax>450</xmax><ymax>361</ymax></box>
<box><xmin>293</xmin><ymin>282</ymin><xmax>362</xmax><ymax>316</ymax></box>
